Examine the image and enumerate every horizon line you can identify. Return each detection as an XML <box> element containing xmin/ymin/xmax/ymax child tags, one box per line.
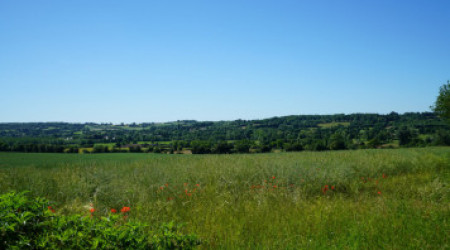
<box><xmin>0</xmin><ymin>111</ymin><xmax>436</xmax><ymax>125</ymax></box>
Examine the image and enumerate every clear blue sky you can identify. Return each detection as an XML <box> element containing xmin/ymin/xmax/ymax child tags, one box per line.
<box><xmin>1</xmin><ymin>0</ymin><xmax>449</xmax><ymax>123</ymax></box>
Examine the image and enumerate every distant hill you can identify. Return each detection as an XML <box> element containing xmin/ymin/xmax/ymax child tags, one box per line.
<box><xmin>0</xmin><ymin>112</ymin><xmax>449</xmax><ymax>153</ymax></box>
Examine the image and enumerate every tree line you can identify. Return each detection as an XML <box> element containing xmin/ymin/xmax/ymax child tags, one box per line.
<box><xmin>0</xmin><ymin>112</ymin><xmax>449</xmax><ymax>154</ymax></box>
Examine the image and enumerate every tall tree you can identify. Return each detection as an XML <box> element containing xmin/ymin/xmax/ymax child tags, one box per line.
<box><xmin>432</xmin><ymin>80</ymin><xmax>450</xmax><ymax>120</ymax></box>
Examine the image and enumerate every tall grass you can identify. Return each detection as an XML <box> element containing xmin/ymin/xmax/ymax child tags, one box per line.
<box><xmin>0</xmin><ymin>147</ymin><xmax>449</xmax><ymax>248</ymax></box>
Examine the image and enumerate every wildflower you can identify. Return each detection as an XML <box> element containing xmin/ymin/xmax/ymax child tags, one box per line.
<box><xmin>331</xmin><ymin>186</ymin><xmax>335</xmax><ymax>190</ymax></box>
<box><xmin>273</xmin><ymin>185</ymin><xmax>277</xmax><ymax>188</ymax></box>
<box><xmin>165</xmin><ymin>183</ymin><xmax>169</xmax><ymax>187</ymax></box>
<box><xmin>322</xmin><ymin>186</ymin><xmax>328</xmax><ymax>194</ymax></box>
<box><xmin>272</xmin><ymin>176</ymin><xmax>276</xmax><ymax>180</ymax></box>
<box><xmin>111</xmin><ymin>208</ymin><xmax>117</xmax><ymax>213</ymax></box>
<box><xmin>382</xmin><ymin>173</ymin><xmax>387</xmax><ymax>178</ymax></box>
<box><xmin>196</xmin><ymin>183</ymin><xmax>200</xmax><ymax>187</ymax></box>
<box><xmin>47</xmin><ymin>206</ymin><xmax>55</xmax><ymax>213</ymax></box>
<box><xmin>90</xmin><ymin>208</ymin><xmax>95</xmax><ymax>213</ymax></box>
<box><xmin>159</xmin><ymin>186</ymin><xmax>164</xmax><ymax>190</ymax></box>
<box><xmin>121</xmin><ymin>207</ymin><xmax>130</xmax><ymax>213</ymax></box>
<box><xmin>377</xmin><ymin>191</ymin><xmax>382</xmax><ymax>195</ymax></box>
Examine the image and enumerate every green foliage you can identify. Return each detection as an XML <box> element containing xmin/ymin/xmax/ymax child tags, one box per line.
<box><xmin>1</xmin><ymin>112</ymin><xmax>449</xmax><ymax>154</ymax></box>
<box><xmin>366</xmin><ymin>136</ymin><xmax>382</xmax><ymax>148</ymax></box>
<box><xmin>398</xmin><ymin>127</ymin><xmax>413</xmax><ymax>146</ymax></box>
<box><xmin>432</xmin><ymin>80</ymin><xmax>450</xmax><ymax>120</ymax></box>
<box><xmin>309</xmin><ymin>140</ymin><xmax>327</xmax><ymax>151</ymax></box>
<box><xmin>329</xmin><ymin>133</ymin><xmax>347</xmax><ymax>150</ymax></box>
<box><xmin>434</xmin><ymin>129</ymin><xmax>450</xmax><ymax>145</ymax></box>
<box><xmin>234</xmin><ymin>140</ymin><xmax>251</xmax><ymax>153</ymax></box>
<box><xmin>283</xmin><ymin>142</ymin><xmax>303</xmax><ymax>152</ymax></box>
<box><xmin>129</xmin><ymin>145</ymin><xmax>143</xmax><ymax>153</ymax></box>
<box><xmin>93</xmin><ymin>145</ymin><xmax>109</xmax><ymax>153</ymax></box>
<box><xmin>190</xmin><ymin>141</ymin><xmax>211</xmax><ymax>154</ymax></box>
<box><xmin>0</xmin><ymin>191</ymin><xmax>51</xmax><ymax>248</ymax></box>
<box><xmin>211</xmin><ymin>141</ymin><xmax>233</xmax><ymax>154</ymax></box>
<box><xmin>0</xmin><ymin>192</ymin><xmax>200</xmax><ymax>249</ymax></box>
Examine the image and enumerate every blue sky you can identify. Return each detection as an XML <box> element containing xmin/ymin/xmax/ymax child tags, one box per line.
<box><xmin>1</xmin><ymin>0</ymin><xmax>449</xmax><ymax>123</ymax></box>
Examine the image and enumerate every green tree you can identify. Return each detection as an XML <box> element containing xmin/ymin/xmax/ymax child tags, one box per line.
<box><xmin>212</xmin><ymin>141</ymin><xmax>233</xmax><ymax>154</ymax></box>
<box><xmin>432</xmin><ymin>80</ymin><xmax>450</xmax><ymax>120</ymax></box>
<box><xmin>398</xmin><ymin>127</ymin><xmax>412</xmax><ymax>146</ymax></box>
<box><xmin>329</xmin><ymin>133</ymin><xmax>347</xmax><ymax>150</ymax></box>
<box><xmin>234</xmin><ymin>140</ymin><xmax>251</xmax><ymax>153</ymax></box>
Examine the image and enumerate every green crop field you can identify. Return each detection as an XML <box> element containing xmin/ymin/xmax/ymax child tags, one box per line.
<box><xmin>0</xmin><ymin>148</ymin><xmax>449</xmax><ymax>249</ymax></box>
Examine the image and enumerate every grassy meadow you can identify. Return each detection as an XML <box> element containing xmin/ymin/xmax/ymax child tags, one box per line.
<box><xmin>0</xmin><ymin>148</ymin><xmax>449</xmax><ymax>249</ymax></box>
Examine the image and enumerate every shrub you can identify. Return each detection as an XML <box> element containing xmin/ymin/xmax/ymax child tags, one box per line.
<box><xmin>129</xmin><ymin>145</ymin><xmax>143</xmax><ymax>153</ymax></box>
<box><xmin>0</xmin><ymin>191</ymin><xmax>201</xmax><ymax>249</ymax></box>
<box><xmin>93</xmin><ymin>145</ymin><xmax>109</xmax><ymax>153</ymax></box>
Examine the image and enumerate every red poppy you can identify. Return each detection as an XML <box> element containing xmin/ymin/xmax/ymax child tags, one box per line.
<box><xmin>90</xmin><ymin>208</ymin><xmax>95</xmax><ymax>213</ymax></box>
<box><xmin>111</xmin><ymin>208</ymin><xmax>117</xmax><ymax>213</ymax></box>
<box><xmin>377</xmin><ymin>191</ymin><xmax>382</xmax><ymax>195</ymax></box>
<box><xmin>196</xmin><ymin>184</ymin><xmax>200</xmax><ymax>187</ymax></box>
<box><xmin>331</xmin><ymin>186</ymin><xmax>335</xmax><ymax>190</ymax></box>
<box><xmin>121</xmin><ymin>207</ymin><xmax>130</xmax><ymax>213</ymax></box>
<box><xmin>48</xmin><ymin>206</ymin><xmax>55</xmax><ymax>213</ymax></box>
<box><xmin>272</xmin><ymin>176</ymin><xmax>275</xmax><ymax>179</ymax></box>
<box><xmin>165</xmin><ymin>183</ymin><xmax>169</xmax><ymax>187</ymax></box>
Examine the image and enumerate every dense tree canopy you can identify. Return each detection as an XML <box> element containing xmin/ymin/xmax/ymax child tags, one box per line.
<box><xmin>432</xmin><ymin>81</ymin><xmax>450</xmax><ymax>120</ymax></box>
<box><xmin>0</xmin><ymin>112</ymin><xmax>449</xmax><ymax>154</ymax></box>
